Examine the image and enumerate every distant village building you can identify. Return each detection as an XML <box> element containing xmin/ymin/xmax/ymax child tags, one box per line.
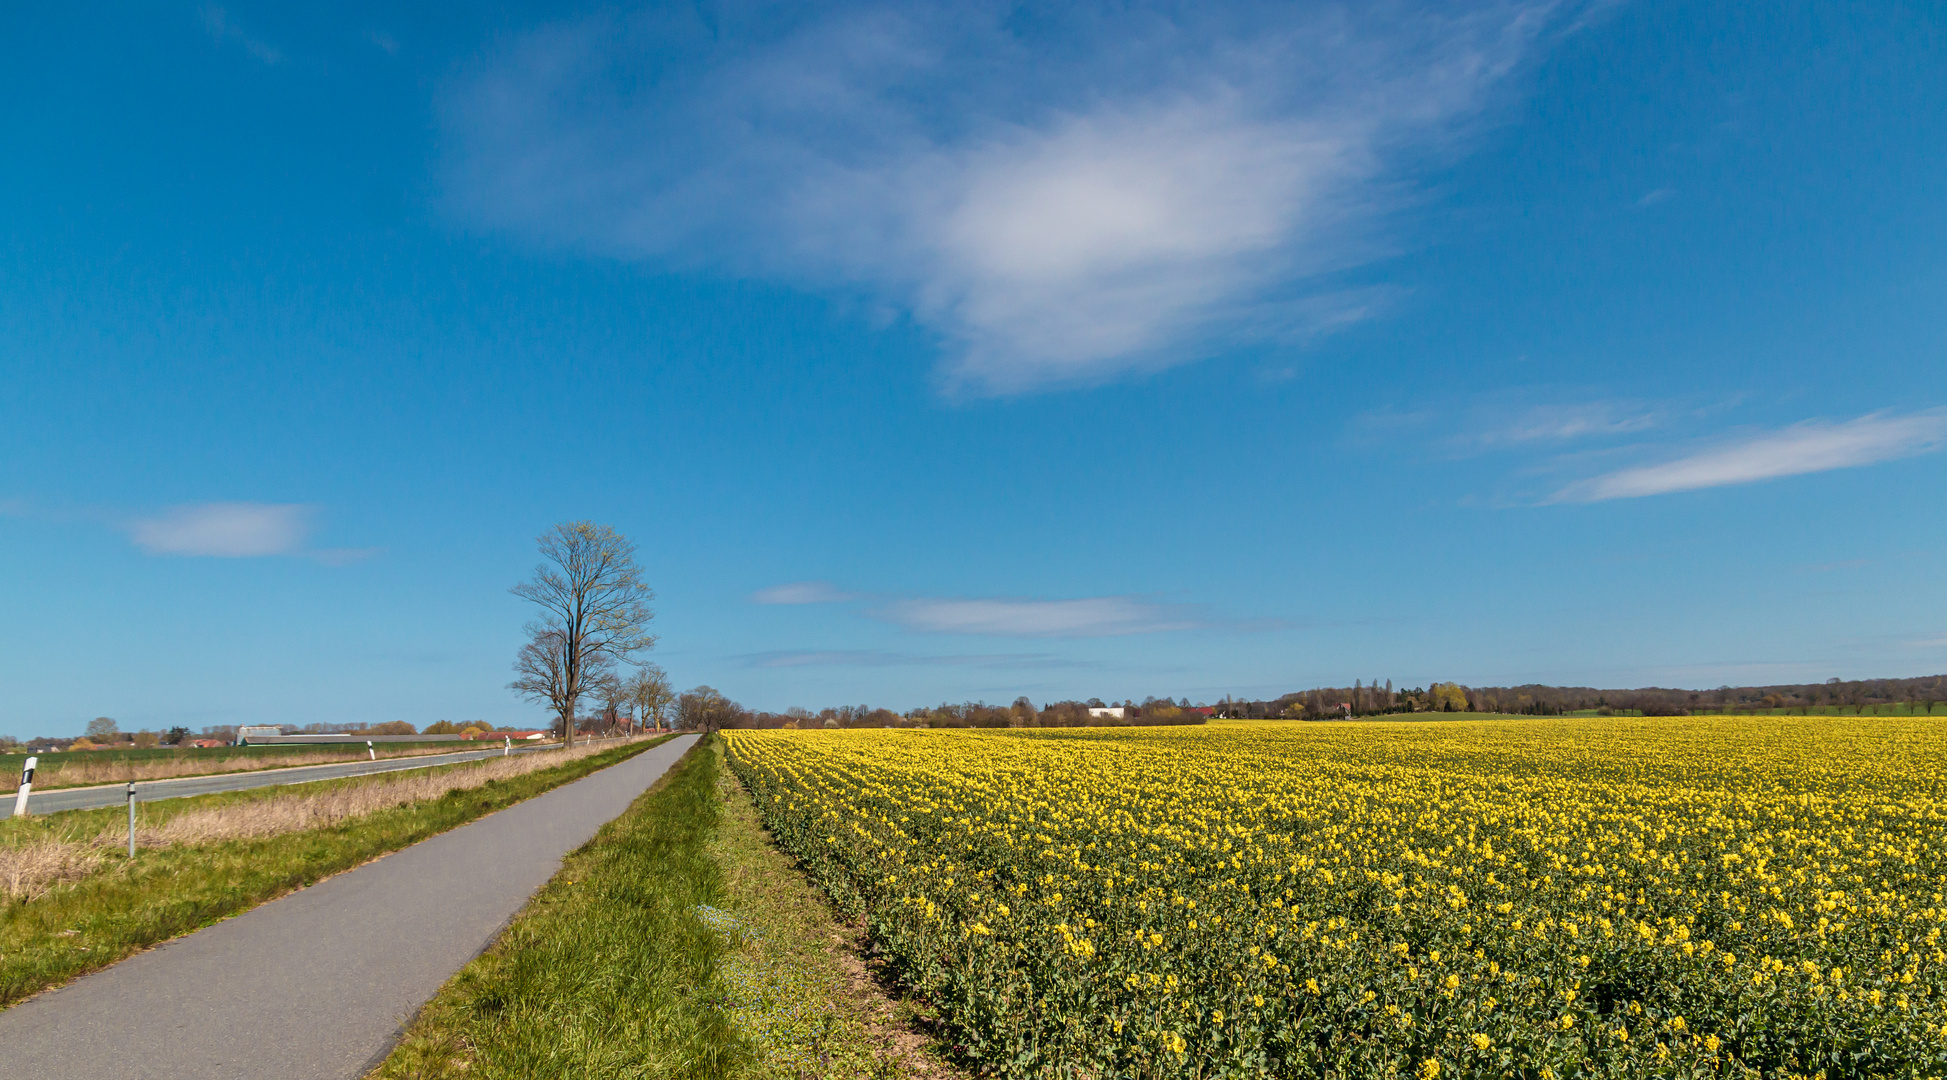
<box><xmin>1088</xmin><ymin>707</ymin><xmax>1127</xmax><ymax>720</ymax></box>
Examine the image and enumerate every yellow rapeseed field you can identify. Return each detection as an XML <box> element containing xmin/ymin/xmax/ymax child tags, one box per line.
<box><xmin>724</xmin><ymin>718</ymin><xmax>1947</xmax><ymax>1079</ymax></box>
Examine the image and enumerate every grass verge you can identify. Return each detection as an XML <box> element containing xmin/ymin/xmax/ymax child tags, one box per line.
<box><xmin>373</xmin><ymin>735</ymin><xmax>960</xmax><ymax>1080</ymax></box>
<box><xmin>375</xmin><ymin>734</ymin><xmax>741</xmax><ymax>1079</ymax></box>
<box><xmin>0</xmin><ymin>735</ymin><xmax>671</xmax><ymax>1008</ymax></box>
<box><xmin>706</xmin><ymin>740</ymin><xmax>962</xmax><ymax>1080</ymax></box>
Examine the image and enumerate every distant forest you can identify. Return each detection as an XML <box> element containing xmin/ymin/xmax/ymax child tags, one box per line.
<box><xmin>1226</xmin><ymin>673</ymin><xmax>1947</xmax><ymax>719</ymax></box>
<box><xmin>680</xmin><ymin>691</ymin><xmax>1210</xmax><ymax>731</ymax></box>
<box><xmin>679</xmin><ymin>673</ymin><xmax>1947</xmax><ymax>730</ymax></box>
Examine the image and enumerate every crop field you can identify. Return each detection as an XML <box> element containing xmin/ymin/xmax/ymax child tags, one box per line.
<box><xmin>725</xmin><ymin>718</ymin><xmax>1947</xmax><ymax>1079</ymax></box>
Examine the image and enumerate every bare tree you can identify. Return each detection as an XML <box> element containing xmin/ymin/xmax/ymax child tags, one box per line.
<box><xmin>508</xmin><ymin>523</ymin><xmax>657</xmax><ymax>747</ymax></box>
<box><xmin>510</xmin><ymin>627</ymin><xmax>613</xmax><ymax>741</ymax></box>
<box><xmin>595</xmin><ymin>672</ymin><xmax>628</xmax><ymax>736</ymax></box>
<box><xmin>678</xmin><ymin>686</ymin><xmax>732</xmax><ymax>732</ymax></box>
<box><xmin>626</xmin><ymin>663</ymin><xmax>675</xmax><ymax>734</ymax></box>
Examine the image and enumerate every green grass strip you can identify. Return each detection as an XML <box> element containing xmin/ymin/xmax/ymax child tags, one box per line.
<box><xmin>0</xmin><ymin>735</ymin><xmax>672</xmax><ymax>1008</ymax></box>
<box><xmin>707</xmin><ymin>745</ymin><xmax>947</xmax><ymax>1079</ymax></box>
<box><xmin>375</xmin><ymin>736</ymin><xmax>745</xmax><ymax>1080</ymax></box>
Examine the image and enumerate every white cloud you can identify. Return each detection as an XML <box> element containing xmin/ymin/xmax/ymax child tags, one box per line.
<box><xmin>875</xmin><ymin>595</ymin><xmax>1204</xmax><ymax>637</ymax></box>
<box><xmin>1353</xmin><ymin>392</ymin><xmax>1684</xmax><ymax>459</ymax></box>
<box><xmin>1554</xmin><ymin>410</ymin><xmax>1947</xmax><ymax>502</ymax></box>
<box><xmin>743</xmin><ymin>649</ymin><xmax>906</xmax><ymax>667</ymax></box>
<box><xmin>125</xmin><ymin>503</ymin><xmax>312</xmax><ymax>557</ymax></box>
<box><xmin>1475</xmin><ymin>401</ymin><xmax>1662</xmax><ymax>446</ymax></box>
<box><xmin>200</xmin><ymin>6</ymin><xmax>282</xmax><ymax>64</ymax></box>
<box><xmin>444</xmin><ymin>1</ymin><xmax>1577</xmax><ymax>393</ymax></box>
<box><xmin>740</xmin><ymin>649</ymin><xmax>1083</xmax><ymax>668</ymax></box>
<box><xmin>311</xmin><ymin>546</ymin><xmax>383</xmax><ymax>567</ymax></box>
<box><xmin>751</xmin><ymin>580</ymin><xmax>854</xmax><ymax>604</ymax></box>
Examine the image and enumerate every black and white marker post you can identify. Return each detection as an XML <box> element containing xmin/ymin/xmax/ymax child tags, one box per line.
<box><xmin>367</xmin><ymin>740</ymin><xmax>375</xmax><ymax>761</ymax></box>
<box><xmin>13</xmin><ymin>755</ymin><xmax>36</xmax><ymax>817</ymax></box>
<box><xmin>126</xmin><ymin>782</ymin><xmax>137</xmax><ymax>858</ymax></box>
<box><xmin>504</xmin><ymin>735</ymin><xmax>511</xmax><ymax>758</ymax></box>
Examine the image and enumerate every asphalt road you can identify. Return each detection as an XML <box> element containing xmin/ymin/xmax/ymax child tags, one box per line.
<box><xmin>0</xmin><ymin>740</ymin><xmax>601</xmax><ymax>819</ymax></box>
<box><xmin>0</xmin><ymin>732</ymin><xmax>699</xmax><ymax>1079</ymax></box>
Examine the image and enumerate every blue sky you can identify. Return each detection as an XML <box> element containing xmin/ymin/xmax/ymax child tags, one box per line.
<box><xmin>2</xmin><ymin>1</ymin><xmax>1943</xmax><ymax>735</ymax></box>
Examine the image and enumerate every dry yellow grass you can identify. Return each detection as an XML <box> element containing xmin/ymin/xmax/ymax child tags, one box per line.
<box><xmin>0</xmin><ymin>744</ymin><xmax>495</xmax><ymax>793</ymax></box>
<box><xmin>0</xmin><ymin>739</ymin><xmax>637</xmax><ymax>901</ymax></box>
<box><xmin>0</xmin><ymin>840</ymin><xmax>103</xmax><ymax>903</ymax></box>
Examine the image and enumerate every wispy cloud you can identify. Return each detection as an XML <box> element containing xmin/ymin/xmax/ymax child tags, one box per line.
<box><xmin>125</xmin><ymin>503</ymin><xmax>312</xmax><ymax>557</ymax></box>
<box><xmin>444</xmin><ymin>1</ymin><xmax>1582</xmax><ymax>394</ymax></box>
<box><xmin>1797</xmin><ymin>558</ymin><xmax>1871</xmax><ymax>574</ymax></box>
<box><xmin>311</xmin><ymin>546</ymin><xmax>384</xmax><ymax>567</ymax></box>
<box><xmin>1470</xmin><ymin>400</ymin><xmax>1663</xmax><ymax>448</ymax></box>
<box><xmin>1553</xmin><ymin>410</ymin><xmax>1947</xmax><ymax>502</ymax></box>
<box><xmin>753</xmin><ymin>578</ymin><xmax>1264</xmax><ymax>636</ymax></box>
<box><xmin>874</xmin><ymin>595</ymin><xmax>1207</xmax><ymax>637</ymax></box>
<box><xmin>751</xmin><ymin>580</ymin><xmax>854</xmax><ymax>604</ymax></box>
<box><xmin>740</xmin><ymin>649</ymin><xmax>1088</xmax><ymax>669</ymax></box>
<box><xmin>200</xmin><ymin>6</ymin><xmax>282</xmax><ymax>64</ymax></box>
<box><xmin>1355</xmin><ymin>393</ymin><xmax>1681</xmax><ymax>456</ymax></box>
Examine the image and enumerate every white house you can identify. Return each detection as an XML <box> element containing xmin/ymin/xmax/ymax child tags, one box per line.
<box><xmin>1088</xmin><ymin>706</ymin><xmax>1127</xmax><ymax>720</ymax></box>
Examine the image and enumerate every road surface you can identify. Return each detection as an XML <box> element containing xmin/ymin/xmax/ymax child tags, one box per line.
<box><xmin>0</xmin><ymin>732</ymin><xmax>700</xmax><ymax>1079</ymax></box>
<box><xmin>0</xmin><ymin>740</ymin><xmax>627</xmax><ymax>818</ymax></box>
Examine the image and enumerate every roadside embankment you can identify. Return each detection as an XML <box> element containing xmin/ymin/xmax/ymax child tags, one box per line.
<box><xmin>0</xmin><ymin>735</ymin><xmax>672</xmax><ymax>1008</ymax></box>
<box><xmin>0</xmin><ymin>742</ymin><xmax>525</xmax><ymax>794</ymax></box>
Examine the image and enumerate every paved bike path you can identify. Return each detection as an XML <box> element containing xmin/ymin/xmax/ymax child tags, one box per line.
<box><xmin>0</xmin><ymin>734</ymin><xmax>700</xmax><ymax>1079</ymax></box>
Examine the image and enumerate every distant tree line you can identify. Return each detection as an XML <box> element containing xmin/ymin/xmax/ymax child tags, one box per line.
<box><xmin>3</xmin><ymin>717</ymin><xmax>205</xmax><ymax>753</ymax></box>
<box><xmin>668</xmin><ymin>691</ymin><xmax>1211</xmax><ymax>732</ymax></box>
<box><xmin>1222</xmin><ymin>674</ymin><xmax>1947</xmax><ymax>720</ymax></box>
<box><xmin>651</xmin><ymin>673</ymin><xmax>1947</xmax><ymax>734</ymax></box>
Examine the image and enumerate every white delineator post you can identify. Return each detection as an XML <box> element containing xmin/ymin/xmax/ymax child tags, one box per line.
<box><xmin>504</xmin><ymin>736</ymin><xmax>511</xmax><ymax>758</ymax></box>
<box><xmin>127</xmin><ymin>783</ymin><xmax>137</xmax><ymax>858</ymax></box>
<box><xmin>367</xmin><ymin>740</ymin><xmax>375</xmax><ymax>761</ymax></box>
<box><xmin>13</xmin><ymin>756</ymin><xmax>37</xmax><ymax>817</ymax></box>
